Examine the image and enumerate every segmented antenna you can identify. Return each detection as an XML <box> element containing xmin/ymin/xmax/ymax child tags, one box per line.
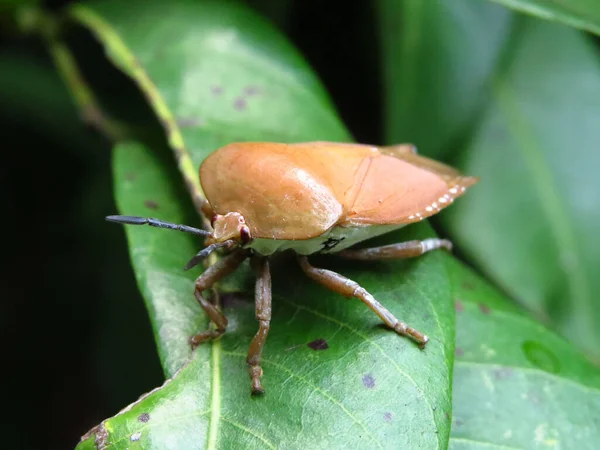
<box><xmin>105</xmin><ymin>215</ymin><xmax>211</xmax><ymax>237</ymax></box>
<box><xmin>184</xmin><ymin>241</ymin><xmax>235</xmax><ymax>270</ymax></box>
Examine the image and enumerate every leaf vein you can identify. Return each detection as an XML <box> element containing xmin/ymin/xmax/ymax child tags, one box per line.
<box><xmin>275</xmin><ymin>294</ymin><xmax>439</xmax><ymax>447</ymax></box>
<box><xmin>223</xmin><ymin>350</ymin><xmax>384</xmax><ymax>449</ymax></box>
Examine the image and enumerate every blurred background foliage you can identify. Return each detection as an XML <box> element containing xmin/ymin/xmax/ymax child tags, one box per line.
<box><xmin>1</xmin><ymin>0</ymin><xmax>599</xmax><ymax>449</ymax></box>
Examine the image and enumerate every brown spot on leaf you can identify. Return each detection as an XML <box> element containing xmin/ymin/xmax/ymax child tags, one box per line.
<box><xmin>94</xmin><ymin>422</ymin><xmax>109</xmax><ymax>450</ymax></box>
<box><xmin>211</xmin><ymin>85</ymin><xmax>223</xmax><ymax>95</ymax></box>
<box><xmin>307</xmin><ymin>338</ymin><xmax>328</xmax><ymax>350</ymax></box>
<box><xmin>144</xmin><ymin>200</ymin><xmax>159</xmax><ymax>210</ymax></box>
<box><xmin>455</xmin><ymin>347</ymin><xmax>464</xmax><ymax>357</ymax></box>
<box><xmin>362</xmin><ymin>374</ymin><xmax>375</xmax><ymax>388</ymax></box>
<box><xmin>177</xmin><ymin>117</ymin><xmax>204</xmax><ymax>128</ymax></box>
<box><xmin>454</xmin><ymin>300</ymin><xmax>464</xmax><ymax>312</ymax></box>
<box><xmin>233</xmin><ymin>97</ymin><xmax>247</xmax><ymax>111</ymax></box>
<box><xmin>138</xmin><ymin>412</ymin><xmax>150</xmax><ymax>423</ymax></box>
<box><xmin>479</xmin><ymin>303</ymin><xmax>491</xmax><ymax>315</ymax></box>
<box><xmin>125</xmin><ymin>172</ymin><xmax>136</xmax><ymax>181</ymax></box>
<box><xmin>461</xmin><ymin>281</ymin><xmax>476</xmax><ymax>291</ymax></box>
<box><xmin>244</xmin><ymin>85</ymin><xmax>260</xmax><ymax>96</ymax></box>
<box><xmin>384</xmin><ymin>412</ymin><xmax>392</xmax><ymax>422</ymax></box>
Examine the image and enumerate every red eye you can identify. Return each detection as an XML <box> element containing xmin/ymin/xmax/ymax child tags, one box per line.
<box><xmin>240</xmin><ymin>226</ymin><xmax>251</xmax><ymax>244</ymax></box>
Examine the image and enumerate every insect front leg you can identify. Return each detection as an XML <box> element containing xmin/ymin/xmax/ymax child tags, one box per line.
<box><xmin>338</xmin><ymin>238</ymin><xmax>451</xmax><ymax>261</ymax></box>
<box><xmin>190</xmin><ymin>250</ymin><xmax>248</xmax><ymax>348</ymax></box>
<box><xmin>297</xmin><ymin>256</ymin><xmax>428</xmax><ymax>348</ymax></box>
<box><xmin>247</xmin><ymin>256</ymin><xmax>272</xmax><ymax>395</ymax></box>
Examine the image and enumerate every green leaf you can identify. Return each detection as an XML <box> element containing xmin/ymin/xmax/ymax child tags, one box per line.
<box><xmin>72</xmin><ymin>1</ymin><xmax>454</xmax><ymax>448</ymax></box>
<box><xmin>448</xmin><ymin>258</ymin><xmax>600</xmax><ymax>449</ymax></box>
<box><xmin>484</xmin><ymin>0</ymin><xmax>600</xmax><ymax>36</ymax></box>
<box><xmin>441</xmin><ymin>18</ymin><xmax>600</xmax><ymax>361</ymax></box>
<box><xmin>378</xmin><ymin>0</ymin><xmax>512</xmax><ymax>158</ymax></box>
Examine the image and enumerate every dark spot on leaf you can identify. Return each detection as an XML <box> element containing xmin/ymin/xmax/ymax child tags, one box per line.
<box><xmin>138</xmin><ymin>412</ymin><xmax>150</xmax><ymax>423</ymax></box>
<box><xmin>384</xmin><ymin>412</ymin><xmax>392</xmax><ymax>422</ymax></box>
<box><xmin>522</xmin><ymin>340</ymin><xmax>560</xmax><ymax>374</ymax></box>
<box><xmin>176</xmin><ymin>117</ymin><xmax>204</xmax><ymax>128</ymax></box>
<box><xmin>233</xmin><ymin>97</ymin><xmax>247</xmax><ymax>111</ymax></box>
<box><xmin>94</xmin><ymin>423</ymin><xmax>109</xmax><ymax>449</ymax></box>
<box><xmin>478</xmin><ymin>303</ymin><xmax>491</xmax><ymax>315</ymax></box>
<box><xmin>493</xmin><ymin>367</ymin><xmax>514</xmax><ymax>380</ymax></box>
<box><xmin>455</xmin><ymin>347</ymin><xmax>464</xmax><ymax>357</ymax></box>
<box><xmin>221</xmin><ymin>292</ymin><xmax>251</xmax><ymax>309</ymax></box>
<box><xmin>454</xmin><ymin>418</ymin><xmax>465</xmax><ymax>427</ymax></box>
<box><xmin>211</xmin><ymin>85</ymin><xmax>223</xmax><ymax>95</ymax></box>
<box><xmin>125</xmin><ymin>172</ymin><xmax>136</xmax><ymax>181</ymax></box>
<box><xmin>362</xmin><ymin>374</ymin><xmax>375</xmax><ymax>388</ymax></box>
<box><xmin>244</xmin><ymin>85</ymin><xmax>260</xmax><ymax>96</ymax></box>
<box><xmin>144</xmin><ymin>200</ymin><xmax>159</xmax><ymax>210</ymax></box>
<box><xmin>445</xmin><ymin>411</ymin><xmax>450</xmax><ymax>421</ymax></box>
<box><xmin>461</xmin><ymin>281</ymin><xmax>476</xmax><ymax>291</ymax></box>
<box><xmin>454</xmin><ymin>300</ymin><xmax>464</xmax><ymax>312</ymax></box>
<box><xmin>307</xmin><ymin>338</ymin><xmax>328</xmax><ymax>350</ymax></box>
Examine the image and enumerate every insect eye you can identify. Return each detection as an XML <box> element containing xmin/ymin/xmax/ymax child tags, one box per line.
<box><xmin>240</xmin><ymin>226</ymin><xmax>251</xmax><ymax>244</ymax></box>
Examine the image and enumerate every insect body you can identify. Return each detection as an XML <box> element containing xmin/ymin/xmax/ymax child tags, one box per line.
<box><xmin>107</xmin><ymin>141</ymin><xmax>477</xmax><ymax>395</ymax></box>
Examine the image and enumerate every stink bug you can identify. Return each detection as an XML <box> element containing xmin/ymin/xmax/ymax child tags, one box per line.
<box><xmin>107</xmin><ymin>141</ymin><xmax>477</xmax><ymax>395</ymax></box>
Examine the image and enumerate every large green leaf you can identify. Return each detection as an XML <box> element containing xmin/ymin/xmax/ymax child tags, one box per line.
<box><xmin>448</xmin><ymin>258</ymin><xmax>600</xmax><ymax>449</ymax></box>
<box><xmin>441</xmin><ymin>19</ymin><xmax>600</xmax><ymax>361</ymax></box>
<box><xmin>72</xmin><ymin>1</ymin><xmax>455</xmax><ymax>448</ymax></box>
<box><xmin>484</xmin><ymin>0</ymin><xmax>600</xmax><ymax>36</ymax></box>
<box><xmin>378</xmin><ymin>0</ymin><xmax>512</xmax><ymax>158</ymax></box>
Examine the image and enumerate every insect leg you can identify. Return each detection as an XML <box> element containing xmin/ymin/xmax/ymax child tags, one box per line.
<box><xmin>338</xmin><ymin>238</ymin><xmax>451</xmax><ymax>261</ymax></box>
<box><xmin>247</xmin><ymin>256</ymin><xmax>272</xmax><ymax>395</ymax></box>
<box><xmin>297</xmin><ymin>256</ymin><xmax>428</xmax><ymax>348</ymax></box>
<box><xmin>190</xmin><ymin>250</ymin><xmax>248</xmax><ymax>348</ymax></box>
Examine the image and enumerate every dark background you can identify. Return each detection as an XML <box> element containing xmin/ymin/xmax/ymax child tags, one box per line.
<box><xmin>0</xmin><ymin>1</ymin><xmax>383</xmax><ymax>448</ymax></box>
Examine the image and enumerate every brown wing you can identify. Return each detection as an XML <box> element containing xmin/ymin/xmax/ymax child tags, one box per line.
<box><xmin>199</xmin><ymin>142</ymin><xmax>377</xmax><ymax>240</ymax></box>
<box><xmin>341</xmin><ymin>149</ymin><xmax>478</xmax><ymax>226</ymax></box>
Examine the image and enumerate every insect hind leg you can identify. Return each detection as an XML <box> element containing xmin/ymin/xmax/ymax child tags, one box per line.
<box><xmin>297</xmin><ymin>256</ymin><xmax>428</xmax><ymax>348</ymax></box>
<box><xmin>338</xmin><ymin>238</ymin><xmax>451</xmax><ymax>261</ymax></box>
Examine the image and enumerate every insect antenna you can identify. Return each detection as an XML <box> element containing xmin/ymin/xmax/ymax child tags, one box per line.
<box><xmin>184</xmin><ymin>240</ymin><xmax>236</xmax><ymax>270</ymax></box>
<box><xmin>105</xmin><ymin>215</ymin><xmax>211</xmax><ymax>236</ymax></box>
